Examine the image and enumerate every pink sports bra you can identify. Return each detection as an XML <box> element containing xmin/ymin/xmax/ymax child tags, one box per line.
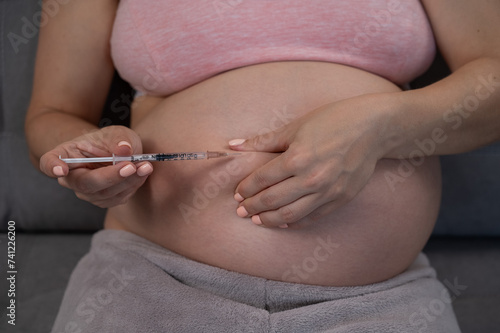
<box><xmin>111</xmin><ymin>0</ymin><xmax>436</xmax><ymax>96</ymax></box>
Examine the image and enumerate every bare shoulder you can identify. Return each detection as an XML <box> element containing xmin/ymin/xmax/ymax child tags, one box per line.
<box><xmin>421</xmin><ymin>0</ymin><xmax>500</xmax><ymax>70</ymax></box>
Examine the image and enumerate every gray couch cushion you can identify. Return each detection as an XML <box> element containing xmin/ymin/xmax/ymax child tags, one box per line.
<box><xmin>424</xmin><ymin>237</ymin><xmax>500</xmax><ymax>332</ymax></box>
<box><xmin>435</xmin><ymin>144</ymin><xmax>500</xmax><ymax>236</ymax></box>
<box><xmin>0</xmin><ymin>233</ymin><xmax>93</xmax><ymax>333</ymax></box>
<box><xmin>0</xmin><ymin>0</ymin><xmax>104</xmax><ymax>231</ymax></box>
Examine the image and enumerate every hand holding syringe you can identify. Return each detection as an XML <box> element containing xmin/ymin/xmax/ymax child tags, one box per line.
<box><xmin>41</xmin><ymin>127</ymin><xmax>242</xmax><ymax>209</ymax></box>
<box><xmin>60</xmin><ymin>151</ymin><xmax>241</xmax><ymax>164</ymax></box>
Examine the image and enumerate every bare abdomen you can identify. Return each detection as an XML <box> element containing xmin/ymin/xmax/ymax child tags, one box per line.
<box><xmin>105</xmin><ymin>61</ymin><xmax>441</xmax><ymax>286</ymax></box>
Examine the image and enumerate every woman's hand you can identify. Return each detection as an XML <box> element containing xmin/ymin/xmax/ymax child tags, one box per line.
<box><xmin>229</xmin><ymin>94</ymin><xmax>395</xmax><ymax>228</ymax></box>
<box><xmin>40</xmin><ymin>125</ymin><xmax>153</xmax><ymax>208</ymax></box>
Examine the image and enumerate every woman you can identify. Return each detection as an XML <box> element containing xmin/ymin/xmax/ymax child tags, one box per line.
<box><xmin>26</xmin><ymin>0</ymin><xmax>500</xmax><ymax>331</ymax></box>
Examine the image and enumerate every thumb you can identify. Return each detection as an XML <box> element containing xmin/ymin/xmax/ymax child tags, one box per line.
<box><xmin>102</xmin><ymin>126</ymin><xmax>143</xmax><ymax>156</ymax></box>
<box><xmin>112</xmin><ymin>140</ymin><xmax>134</xmax><ymax>156</ymax></box>
<box><xmin>228</xmin><ymin>128</ymin><xmax>291</xmax><ymax>153</ymax></box>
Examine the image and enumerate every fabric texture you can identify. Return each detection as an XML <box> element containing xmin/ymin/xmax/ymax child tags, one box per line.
<box><xmin>111</xmin><ymin>0</ymin><xmax>436</xmax><ymax>96</ymax></box>
<box><xmin>51</xmin><ymin>230</ymin><xmax>461</xmax><ymax>333</ymax></box>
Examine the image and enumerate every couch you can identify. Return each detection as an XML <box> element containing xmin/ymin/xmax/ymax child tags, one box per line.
<box><xmin>1</xmin><ymin>1</ymin><xmax>499</xmax><ymax>332</ymax></box>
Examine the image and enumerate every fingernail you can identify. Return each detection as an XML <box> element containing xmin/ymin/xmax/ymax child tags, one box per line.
<box><xmin>137</xmin><ymin>163</ymin><xmax>153</xmax><ymax>176</ymax></box>
<box><xmin>229</xmin><ymin>139</ymin><xmax>246</xmax><ymax>146</ymax></box>
<box><xmin>237</xmin><ymin>206</ymin><xmax>249</xmax><ymax>218</ymax></box>
<box><xmin>251</xmin><ymin>215</ymin><xmax>263</xmax><ymax>225</ymax></box>
<box><xmin>278</xmin><ymin>224</ymin><xmax>289</xmax><ymax>229</ymax></box>
<box><xmin>118</xmin><ymin>141</ymin><xmax>132</xmax><ymax>148</ymax></box>
<box><xmin>234</xmin><ymin>193</ymin><xmax>244</xmax><ymax>202</ymax></box>
<box><xmin>119</xmin><ymin>164</ymin><xmax>136</xmax><ymax>177</ymax></box>
<box><xmin>53</xmin><ymin>166</ymin><xmax>64</xmax><ymax>177</ymax></box>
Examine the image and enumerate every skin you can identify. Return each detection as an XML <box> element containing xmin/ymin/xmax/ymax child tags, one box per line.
<box><xmin>100</xmin><ymin>61</ymin><xmax>442</xmax><ymax>286</ymax></box>
<box><xmin>26</xmin><ymin>0</ymin><xmax>500</xmax><ymax>285</ymax></box>
<box><xmin>26</xmin><ymin>0</ymin><xmax>154</xmax><ymax>205</ymax></box>
<box><xmin>229</xmin><ymin>0</ymin><xmax>500</xmax><ymax>227</ymax></box>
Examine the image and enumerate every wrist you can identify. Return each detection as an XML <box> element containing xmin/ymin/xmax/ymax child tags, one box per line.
<box><xmin>25</xmin><ymin>109</ymin><xmax>98</xmax><ymax>163</ymax></box>
<box><xmin>375</xmin><ymin>90</ymin><xmax>428</xmax><ymax>160</ymax></box>
<box><xmin>360</xmin><ymin>91</ymin><xmax>409</xmax><ymax>160</ymax></box>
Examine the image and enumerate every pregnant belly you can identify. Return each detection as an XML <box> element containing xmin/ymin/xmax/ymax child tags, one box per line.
<box><xmin>105</xmin><ymin>61</ymin><xmax>442</xmax><ymax>286</ymax></box>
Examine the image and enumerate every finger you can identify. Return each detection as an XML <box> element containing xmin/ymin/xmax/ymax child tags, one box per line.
<box><xmin>254</xmin><ymin>179</ymin><xmax>362</xmax><ymax>229</ymax></box>
<box><xmin>114</xmin><ymin>140</ymin><xmax>134</xmax><ymax>156</ymax></box>
<box><xmin>234</xmin><ymin>152</ymin><xmax>296</xmax><ymax>199</ymax></box>
<box><xmin>136</xmin><ymin>162</ymin><xmax>154</xmax><ymax>177</ymax></box>
<box><xmin>251</xmin><ymin>193</ymin><xmax>326</xmax><ymax>227</ymax></box>
<box><xmin>236</xmin><ymin>176</ymin><xmax>308</xmax><ymax>217</ymax></box>
<box><xmin>111</xmin><ymin>127</ymin><xmax>142</xmax><ymax>155</ymax></box>
<box><xmin>58</xmin><ymin>161</ymin><xmax>153</xmax><ymax>192</ymax></box>
<box><xmin>96</xmin><ymin>125</ymin><xmax>143</xmax><ymax>156</ymax></box>
<box><xmin>79</xmin><ymin>137</ymin><xmax>132</xmax><ymax>158</ymax></box>
<box><xmin>61</xmin><ymin>162</ymin><xmax>138</xmax><ymax>195</ymax></box>
<box><xmin>78</xmin><ymin>174</ymin><xmax>149</xmax><ymax>208</ymax></box>
<box><xmin>59</xmin><ymin>164</ymin><xmax>152</xmax><ymax>206</ymax></box>
<box><xmin>228</xmin><ymin>124</ymin><xmax>294</xmax><ymax>153</ymax></box>
<box><xmin>75</xmin><ymin>126</ymin><xmax>141</xmax><ymax>158</ymax></box>
<box><xmin>40</xmin><ymin>150</ymin><xmax>70</xmax><ymax>178</ymax></box>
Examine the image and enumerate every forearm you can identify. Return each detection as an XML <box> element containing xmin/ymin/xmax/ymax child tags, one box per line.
<box><xmin>25</xmin><ymin>108</ymin><xmax>98</xmax><ymax>167</ymax></box>
<box><xmin>383</xmin><ymin>57</ymin><xmax>500</xmax><ymax>158</ymax></box>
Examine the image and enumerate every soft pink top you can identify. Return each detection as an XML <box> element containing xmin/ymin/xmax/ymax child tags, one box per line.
<box><xmin>111</xmin><ymin>0</ymin><xmax>436</xmax><ymax>96</ymax></box>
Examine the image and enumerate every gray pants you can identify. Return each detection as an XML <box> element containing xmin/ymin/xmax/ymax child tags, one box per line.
<box><xmin>51</xmin><ymin>230</ymin><xmax>460</xmax><ymax>333</ymax></box>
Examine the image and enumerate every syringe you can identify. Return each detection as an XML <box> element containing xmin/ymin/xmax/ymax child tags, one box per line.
<box><xmin>60</xmin><ymin>151</ymin><xmax>240</xmax><ymax>164</ymax></box>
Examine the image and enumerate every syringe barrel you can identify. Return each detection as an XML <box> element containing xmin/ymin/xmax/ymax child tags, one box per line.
<box><xmin>154</xmin><ymin>152</ymin><xmax>207</xmax><ymax>161</ymax></box>
<box><xmin>113</xmin><ymin>154</ymin><xmax>158</xmax><ymax>164</ymax></box>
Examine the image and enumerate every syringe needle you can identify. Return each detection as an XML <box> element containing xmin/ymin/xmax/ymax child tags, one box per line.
<box><xmin>206</xmin><ymin>151</ymin><xmax>242</xmax><ymax>159</ymax></box>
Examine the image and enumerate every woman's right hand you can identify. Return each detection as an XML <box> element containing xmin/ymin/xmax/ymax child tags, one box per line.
<box><xmin>39</xmin><ymin>125</ymin><xmax>153</xmax><ymax>208</ymax></box>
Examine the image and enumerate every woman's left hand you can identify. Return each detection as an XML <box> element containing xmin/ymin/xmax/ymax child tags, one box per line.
<box><xmin>229</xmin><ymin>93</ymin><xmax>395</xmax><ymax>228</ymax></box>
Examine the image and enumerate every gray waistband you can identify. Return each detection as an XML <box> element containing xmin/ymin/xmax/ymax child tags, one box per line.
<box><xmin>93</xmin><ymin>229</ymin><xmax>436</xmax><ymax>312</ymax></box>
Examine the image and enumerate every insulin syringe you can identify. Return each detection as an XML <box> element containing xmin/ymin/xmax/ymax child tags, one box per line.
<box><xmin>60</xmin><ymin>151</ymin><xmax>240</xmax><ymax>164</ymax></box>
